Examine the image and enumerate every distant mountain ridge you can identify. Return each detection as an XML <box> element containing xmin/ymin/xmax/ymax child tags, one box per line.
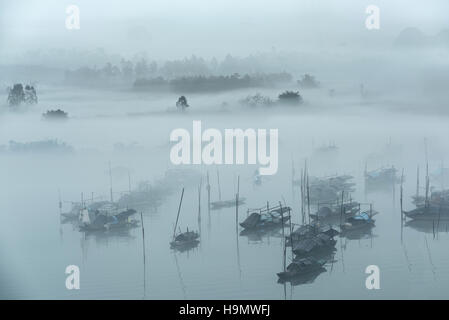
<box><xmin>395</xmin><ymin>27</ymin><xmax>449</xmax><ymax>47</ymax></box>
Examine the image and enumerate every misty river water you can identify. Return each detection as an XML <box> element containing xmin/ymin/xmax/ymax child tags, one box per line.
<box><xmin>1</xmin><ymin>85</ymin><xmax>449</xmax><ymax>299</ymax></box>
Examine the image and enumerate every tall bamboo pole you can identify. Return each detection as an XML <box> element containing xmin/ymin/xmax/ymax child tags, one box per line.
<box><xmin>173</xmin><ymin>188</ymin><xmax>185</xmax><ymax>240</ymax></box>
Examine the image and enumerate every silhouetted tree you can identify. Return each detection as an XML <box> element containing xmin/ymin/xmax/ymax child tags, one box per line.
<box><xmin>176</xmin><ymin>96</ymin><xmax>189</xmax><ymax>111</ymax></box>
<box><xmin>148</xmin><ymin>61</ymin><xmax>158</xmax><ymax>74</ymax></box>
<box><xmin>120</xmin><ymin>59</ymin><xmax>134</xmax><ymax>78</ymax></box>
<box><xmin>7</xmin><ymin>84</ymin><xmax>25</xmax><ymax>106</ymax></box>
<box><xmin>297</xmin><ymin>74</ymin><xmax>319</xmax><ymax>88</ymax></box>
<box><xmin>134</xmin><ymin>58</ymin><xmax>149</xmax><ymax>78</ymax></box>
<box><xmin>24</xmin><ymin>85</ymin><xmax>38</xmax><ymax>104</ymax></box>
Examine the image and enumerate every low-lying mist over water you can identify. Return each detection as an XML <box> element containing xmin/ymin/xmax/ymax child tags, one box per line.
<box><xmin>1</xmin><ymin>0</ymin><xmax>449</xmax><ymax>300</ymax></box>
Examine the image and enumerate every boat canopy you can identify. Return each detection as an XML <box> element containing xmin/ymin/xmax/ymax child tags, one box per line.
<box><xmin>353</xmin><ymin>212</ymin><xmax>371</xmax><ymax>220</ymax></box>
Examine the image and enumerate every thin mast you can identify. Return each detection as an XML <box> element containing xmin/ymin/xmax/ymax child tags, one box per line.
<box><xmin>235</xmin><ymin>175</ymin><xmax>240</xmax><ymax>232</ymax></box>
<box><xmin>140</xmin><ymin>212</ymin><xmax>146</xmax><ymax>298</ymax></box>
<box><xmin>173</xmin><ymin>188</ymin><xmax>185</xmax><ymax>240</ymax></box>
<box><xmin>58</xmin><ymin>189</ymin><xmax>62</xmax><ymax>214</ymax></box>
<box><xmin>109</xmin><ymin>161</ymin><xmax>113</xmax><ymax>202</ymax></box>
<box><xmin>198</xmin><ymin>182</ymin><xmax>202</xmax><ymax>236</ymax></box>
<box><xmin>416</xmin><ymin>165</ymin><xmax>420</xmax><ymax>199</ymax></box>
<box><xmin>217</xmin><ymin>170</ymin><xmax>222</xmax><ymax>201</ymax></box>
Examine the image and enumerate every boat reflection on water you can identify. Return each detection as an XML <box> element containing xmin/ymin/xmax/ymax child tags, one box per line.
<box><xmin>277</xmin><ymin>258</ymin><xmax>328</xmax><ymax>286</ymax></box>
<box><xmin>340</xmin><ymin>227</ymin><xmax>375</xmax><ymax>240</ymax></box>
<box><xmin>239</xmin><ymin>226</ymin><xmax>284</xmax><ymax>242</ymax></box>
<box><xmin>76</xmin><ymin>226</ymin><xmax>137</xmax><ymax>254</ymax></box>
<box><xmin>405</xmin><ymin>219</ymin><xmax>449</xmax><ymax>234</ymax></box>
<box><xmin>60</xmin><ymin>216</ymin><xmax>78</xmax><ymax>226</ymax></box>
<box><xmin>82</xmin><ymin>226</ymin><xmax>137</xmax><ymax>239</ymax></box>
<box><xmin>278</xmin><ymin>267</ymin><xmax>327</xmax><ymax>286</ymax></box>
<box><xmin>293</xmin><ymin>245</ymin><xmax>336</xmax><ymax>261</ymax></box>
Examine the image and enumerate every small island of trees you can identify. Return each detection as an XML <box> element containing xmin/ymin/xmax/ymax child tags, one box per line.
<box><xmin>42</xmin><ymin>109</ymin><xmax>69</xmax><ymax>120</ymax></box>
<box><xmin>278</xmin><ymin>91</ymin><xmax>303</xmax><ymax>105</ymax></box>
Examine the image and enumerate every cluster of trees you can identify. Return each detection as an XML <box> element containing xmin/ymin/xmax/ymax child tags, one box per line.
<box><xmin>179</xmin><ymin>90</ymin><xmax>303</xmax><ymax>111</ymax></box>
<box><xmin>64</xmin><ymin>56</ymin><xmax>208</xmax><ymax>86</ymax></box>
<box><xmin>133</xmin><ymin>76</ymin><xmax>167</xmax><ymax>87</ymax></box>
<box><xmin>240</xmin><ymin>91</ymin><xmax>303</xmax><ymax>108</ymax></box>
<box><xmin>134</xmin><ymin>72</ymin><xmax>292</xmax><ymax>93</ymax></box>
<box><xmin>64</xmin><ymin>59</ymin><xmax>157</xmax><ymax>86</ymax></box>
<box><xmin>7</xmin><ymin>83</ymin><xmax>38</xmax><ymax>107</ymax></box>
<box><xmin>162</xmin><ymin>56</ymin><xmax>210</xmax><ymax>77</ymax></box>
<box><xmin>297</xmin><ymin>74</ymin><xmax>320</xmax><ymax>89</ymax></box>
<box><xmin>239</xmin><ymin>93</ymin><xmax>274</xmax><ymax>108</ymax></box>
<box><xmin>23</xmin><ymin>47</ymin><xmax>306</xmax><ymax>76</ymax></box>
<box><xmin>4</xmin><ymin>140</ymin><xmax>73</xmax><ymax>154</ymax></box>
<box><xmin>63</xmin><ymin>53</ymin><xmax>296</xmax><ymax>87</ymax></box>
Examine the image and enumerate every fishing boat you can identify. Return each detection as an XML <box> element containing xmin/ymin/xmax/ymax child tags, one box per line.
<box><xmin>412</xmin><ymin>189</ymin><xmax>449</xmax><ymax>208</ymax></box>
<box><xmin>292</xmin><ymin>233</ymin><xmax>337</xmax><ymax>258</ymax></box>
<box><xmin>169</xmin><ymin>188</ymin><xmax>200</xmax><ymax>252</ymax></box>
<box><xmin>79</xmin><ymin>208</ymin><xmax>138</xmax><ymax>231</ymax></box>
<box><xmin>277</xmin><ymin>258</ymin><xmax>326</xmax><ymax>282</ymax></box>
<box><xmin>240</xmin><ymin>204</ymin><xmax>291</xmax><ymax>230</ymax></box>
<box><xmin>340</xmin><ymin>211</ymin><xmax>375</xmax><ymax>233</ymax></box>
<box><xmin>211</xmin><ymin>197</ymin><xmax>246</xmax><ymax>210</ymax></box>
<box><xmin>286</xmin><ymin>224</ymin><xmax>339</xmax><ymax>247</ymax></box>
<box><xmin>170</xmin><ymin>228</ymin><xmax>200</xmax><ymax>251</ymax></box>
<box><xmin>61</xmin><ymin>199</ymin><xmax>120</xmax><ymax>220</ymax></box>
<box><xmin>88</xmin><ymin>201</ymin><xmax>120</xmax><ymax>215</ymax></box>
<box><xmin>310</xmin><ymin>201</ymin><xmax>360</xmax><ymax>222</ymax></box>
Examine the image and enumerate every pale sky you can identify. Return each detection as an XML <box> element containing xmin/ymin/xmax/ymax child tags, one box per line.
<box><xmin>1</xmin><ymin>0</ymin><xmax>449</xmax><ymax>59</ymax></box>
